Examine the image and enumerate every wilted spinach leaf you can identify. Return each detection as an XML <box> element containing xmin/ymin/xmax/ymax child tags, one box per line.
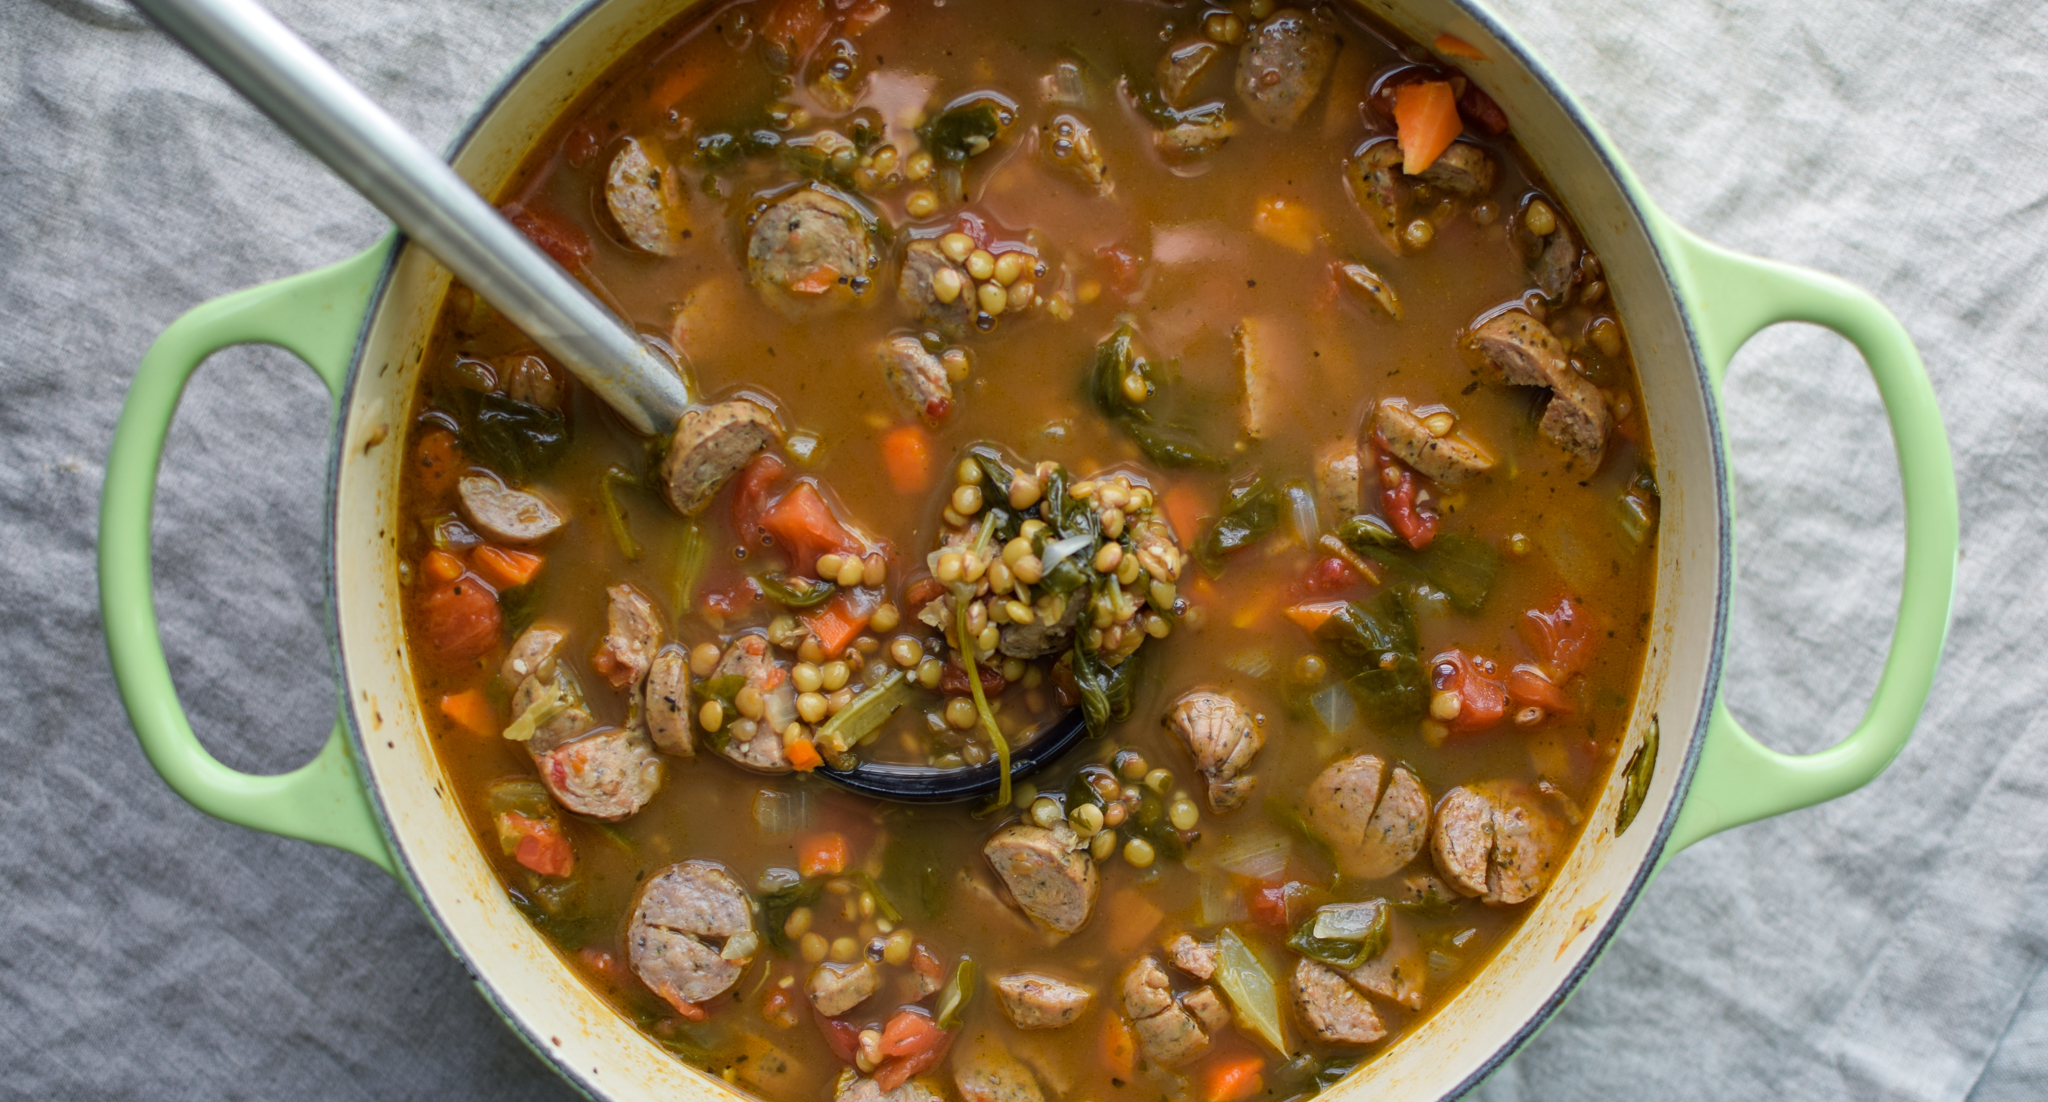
<box><xmin>759</xmin><ymin>877</ymin><xmax>823</xmax><ymax>954</ymax></box>
<box><xmin>1070</xmin><ymin>634</ymin><xmax>1135</xmax><ymax>737</ymax></box>
<box><xmin>921</xmin><ymin>99</ymin><xmax>1010</xmax><ymax>163</ymax></box>
<box><xmin>445</xmin><ymin>386</ymin><xmax>569</xmax><ymax>482</ymax></box>
<box><xmin>1197</xmin><ymin>476</ymin><xmax>1280</xmax><ymax>574</ymax></box>
<box><xmin>879</xmin><ymin>831</ymin><xmax>951</xmax><ymax>922</ymax></box>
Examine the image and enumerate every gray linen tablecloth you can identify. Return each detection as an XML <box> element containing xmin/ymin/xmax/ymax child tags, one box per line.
<box><xmin>3</xmin><ymin>0</ymin><xmax>2042</xmax><ymax>1097</ymax></box>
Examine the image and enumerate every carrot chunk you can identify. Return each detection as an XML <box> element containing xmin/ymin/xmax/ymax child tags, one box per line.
<box><xmin>799</xmin><ymin>592</ymin><xmax>871</xmax><ymax>658</ymax></box>
<box><xmin>471</xmin><ymin>545</ymin><xmax>543</xmax><ymax>589</ymax></box>
<box><xmin>438</xmin><ymin>689</ymin><xmax>496</xmax><ymax>735</ymax></box>
<box><xmin>1101</xmin><ymin>1015</ymin><xmax>1138</xmax><ymax>1080</ymax></box>
<box><xmin>1393</xmin><ymin>80</ymin><xmax>1462</xmax><ymax>174</ymax></box>
<box><xmin>1433</xmin><ymin>32</ymin><xmax>1488</xmax><ymax>60</ymax></box>
<box><xmin>1283</xmin><ymin>600</ymin><xmax>1347</xmax><ymax>633</ymax></box>
<box><xmin>786</xmin><ymin>738</ymin><xmax>824</xmax><ymax>772</ymax></box>
<box><xmin>797</xmin><ymin>831</ymin><xmax>849</xmax><ymax>877</ymax></box>
<box><xmin>881</xmin><ymin>424</ymin><xmax>936</xmax><ymax>494</ymax></box>
<box><xmin>760</xmin><ymin>481</ymin><xmax>860</xmax><ymax>572</ymax></box>
<box><xmin>1203</xmin><ymin>1054</ymin><xmax>1267</xmax><ymax>1102</ymax></box>
<box><xmin>422</xmin><ymin>549</ymin><xmax>466</xmax><ymax>583</ymax></box>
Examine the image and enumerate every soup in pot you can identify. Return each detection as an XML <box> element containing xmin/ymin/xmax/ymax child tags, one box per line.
<box><xmin>397</xmin><ymin>0</ymin><xmax>1660</xmax><ymax>1099</ymax></box>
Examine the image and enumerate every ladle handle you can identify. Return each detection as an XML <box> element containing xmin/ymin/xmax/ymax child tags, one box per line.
<box><xmin>130</xmin><ymin>0</ymin><xmax>692</xmax><ymax>435</ymax></box>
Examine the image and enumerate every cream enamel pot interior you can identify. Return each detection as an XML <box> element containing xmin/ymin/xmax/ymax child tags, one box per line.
<box><xmin>99</xmin><ymin>0</ymin><xmax>1960</xmax><ymax>1098</ymax></box>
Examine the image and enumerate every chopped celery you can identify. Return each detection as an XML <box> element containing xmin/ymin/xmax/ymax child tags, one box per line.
<box><xmin>815</xmin><ymin>668</ymin><xmax>913</xmax><ymax>749</ymax></box>
<box><xmin>600</xmin><ymin>466</ymin><xmax>644</xmax><ymax>561</ymax></box>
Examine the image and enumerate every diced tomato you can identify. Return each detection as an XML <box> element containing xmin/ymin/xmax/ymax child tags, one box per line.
<box><xmin>1292</xmin><ymin>556</ymin><xmax>1360</xmax><ymax>599</ymax></box>
<box><xmin>421</xmin><ymin>574</ymin><xmax>501</xmax><ymax>663</ymax></box>
<box><xmin>797</xmin><ymin>831</ymin><xmax>850</xmax><ymax>878</ymax></box>
<box><xmin>1247</xmin><ymin>883</ymin><xmax>1291</xmax><ymax>930</ymax></box>
<box><xmin>1508</xmin><ymin>663</ymin><xmax>1575</xmax><ymax>715</ymax></box>
<box><xmin>704</xmin><ymin>575</ymin><xmax>762</xmax><ymax>619</ymax></box>
<box><xmin>414</xmin><ymin>429</ymin><xmax>464</xmax><ymax>500</ymax></box>
<box><xmin>577</xmin><ymin>946</ymin><xmax>628</xmax><ymax>988</ymax></box>
<box><xmin>762</xmin><ymin>986</ymin><xmax>799</xmax><ymax>1028</ymax></box>
<box><xmin>903</xmin><ymin>576</ymin><xmax>946</xmax><ymax>615</ymax></box>
<box><xmin>879</xmin><ymin>1009</ymin><xmax>944</xmax><ymax>1058</ymax></box>
<box><xmin>1458</xmin><ymin>78</ymin><xmax>1510</xmax><ymax>135</ymax></box>
<box><xmin>499</xmin><ymin>811</ymin><xmax>575</xmax><ymax>877</ymax></box>
<box><xmin>657</xmin><ymin>988</ymin><xmax>709</xmax><ymax>1021</ymax></box>
<box><xmin>760</xmin><ymin>481</ymin><xmax>861</xmax><ymax>572</ymax></box>
<box><xmin>1430</xmin><ymin>649</ymin><xmax>1506</xmax><ymax>733</ymax></box>
<box><xmin>760</xmin><ymin>0</ymin><xmax>834</xmax><ymax>72</ymax></box>
<box><xmin>840</xmin><ymin>0</ymin><xmax>890</xmax><ymax>35</ymax></box>
<box><xmin>471</xmin><ymin>545</ymin><xmax>543</xmax><ymax>589</ymax></box>
<box><xmin>1097</xmin><ymin>244</ymin><xmax>1146</xmax><ymax>296</ymax></box>
<box><xmin>1202</xmin><ymin>1054</ymin><xmax>1267</xmax><ymax>1102</ymax></box>
<box><xmin>814</xmin><ymin>1009</ymin><xmax>861</xmax><ymax>1062</ymax></box>
<box><xmin>1370</xmin><ymin>444</ymin><xmax>1438</xmax><ymax>550</ymax></box>
<box><xmin>939</xmin><ymin>659</ymin><xmax>1006</xmax><ymax>698</ymax></box>
<box><xmin>1520</xmin><ymin>597</ymin><xmax>1592</xmax><ymax>679</ymax></box>
<box><xmin>874</xmin><ymin>1029</ymin><xmax>952</xmax><ymax>1092</ymax></box>
<box><xmin>500</xmin><ymin>204</ymin><xmax>592</xmax><ymax>270</ymax></box>
<box><xmin>733</xmin><ymin>453</ymin><xmax>789</xmax><ymax>550</ymax></box>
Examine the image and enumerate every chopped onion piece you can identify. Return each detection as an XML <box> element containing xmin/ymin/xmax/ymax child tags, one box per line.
<box><xmin>1216</xmin><ymin>928</ymin><xmax>1290</xmax><ymax>1055</ymax></box>
<box><xmin>1225</xmin><ymin>649</ymin><xmax>1275</xmax><ymax>679</ymax></box>
<box><xmin>1040</xmin><ymin>533</ymin><xmax>1094</xmax><ymax>575</ymax></box>
<box><xmin>1199</xmin><ymin>872</ymin><xmax>1250</xmax><ymax>925</ymax></box>
<box><xmin>1284</xmin><ymin>481</ymin><xmax>1320</xmax><ymax>544</ymax></box>
<box><xmin>1212</xmin><ymin>826</ymin><xmax>1291</xmax><ymax>882</ymax></box>
<box><xmin>752</xmin><ymin>789</ymin><xmax>812</xmax><ymax>836</ymax></box>
<box><xmin>1307</xmin><ymin>684</ymin><xmax>1356</xmax><ymax>735</ymax></box>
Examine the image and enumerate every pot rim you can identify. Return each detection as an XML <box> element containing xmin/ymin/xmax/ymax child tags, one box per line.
<box><xmin>323</xmin><ymin>1</ymin><xmax>1733</xmax><ymax>1097</ymax></box>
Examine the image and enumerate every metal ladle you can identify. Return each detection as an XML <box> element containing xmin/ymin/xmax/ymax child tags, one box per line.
<box><xmin>136</xmin><ymin>0</ymin><xmax>1094</xmax><ymax>803</ymax></box>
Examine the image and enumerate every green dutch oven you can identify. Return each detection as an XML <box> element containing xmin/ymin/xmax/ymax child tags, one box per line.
<box><xmin>97</xmin><ymin>0</ymin><xmax>1959</xmax><ymax>1097</ymax></box>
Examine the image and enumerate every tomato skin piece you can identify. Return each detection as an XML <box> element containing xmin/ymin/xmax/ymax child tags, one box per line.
<box><xmin>1520</xmin><ymin>597</ymin><xmax>1592</xmax><ymax>679</ymax></box>
<box><xmin>1369</xmin><ymin>443</ymin><xmax>1438</xmax><ymax>550</ymax></box>
<box><xmin>1508</xmin><ymin>664</ymin><xmax>1575</xmax><ymax>714</ymax></box>
<box><xmin>879</xmin><ymin>1009</ymin><xmax>943</xmax><ymax>1058</ymax></box>
<box><xmin>1431</xmin><ymin>649</ymin><xmax>1507</xmax><ymax>733</ymax></box>
<box><xmin>1247</xmin><ymin>883</ymin><xmax>1290</xmax><ymax>930</ymax></box>
<box><xmin>732</xmin><ymin>453</ymin><xmax>789</xmax><ymax>550</ymax></box>
<box><xmin>420</xmin><ymin>574</ymin><xmax>501</xmax><ymax>663</ymax></box>
<box><xmin>500</xmin><ymin>204</ymin><xmax>592</xmax><ymax>269</ymax></box>
<box><xmin>814</xmin><ymin>1009</ymin><xmax>861</xmax><ymax>1062</ymax></box>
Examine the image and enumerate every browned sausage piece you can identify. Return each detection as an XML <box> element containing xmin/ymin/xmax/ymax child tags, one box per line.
<box><xmin>1121</xmin><ymin>957</ymin><xmax>1211</xmax><ymax>1066</ymax></box>
<box><xmin>1344</xmin><ymin>139</ymin><xmax>1405</xmax><ymax>252</ymax></box>
<box><xmin>659</xmin><ymin>399</ymin><xmax>780</xmax><ymax>517</ymax></box>
<box><xmin>593</xmin><ymin>583</ymin><xmax>662</xmax><ymax>691</ymax></box>
<box><xmin>993</xmin><ymin>972</ymin><xmax>1094</xmax><ymax>1030</ymax></box>
<box><xmin>877</xmin><ymin>335</ymin><xmax>953</xmax><ymax>423</ymax></box>
<box><xmin>953</xmin><ymin>1042</ymin><xmax>1046</xmax><ymax>1102</ymax></box>
<box><xmin>1164</xmin><ymin>933</ymin><xmax>1218</xmax><ymax>981</ymax></box>
<box><xmin>1181</xmin><ymin>986</ymin><xmax>1230</xmax><ymax>1035</ymax></box>
<box><xmin>1431</xmin><ymin>780</ymin><xmax>1565</xmax><ymax>905</ymax></box>
<box><xmin>1157</xmin><ymin>38</ymin><xmax>1224</xmax><ymax>108</ymax></box>
<box><xmin>458</xmin><ymin>471</ymin><xmax>565</xmax><ymax>545</ymax></box>
<box><xmin>709</xmin><ymin>634</ymin><xmax>797</xmax><ymax>773</ymax></box>
<box><xmin>746</xmin><ymin>188</ymin><xmax>877</xmax><ymax>305</ymax></box>
<box><xmin>1164</xmin><ymin>690</ymin><xmax>1263</xmax><ymax>812</ymax></box>
<box><xmin>1314</xmin><ymin>441</ymin><xmax>1363</xmax><ymax>517</ymax></box>
<box><xmin>836</xmin><ymin>1077</ymin><xmax>941</xmax><ymax>1102</ymax></box>
<box><xmin>627</xmin><ymin>860</ymin><xmax>754</xmax><ymax>1010</ymax></box>
<box><xmin>1235</xmin><ymin>9</ymin><xmax>1336</xmax><ymax>130</ymax></box>
<box><xmin>1414</xmin><ymin>141</ymin><xmax>1496</xmax><ymax>198</ymax></box>
<box><xmin>532</xmin><ymin>725</ymin><xmax>664</xmax><ymax>820</ymax></box>
<box><xmin>1468</xmin><ymin>310</ymin><xmax>1610</xmax><ymax>467</ymax></box>
<box><xmin>1334</xmin><ymin>260</ymin><xmax>1402</xmax><ymax>321</ymax></box>
<box><xmin>606</xmin><ymin>137</ymin><xmax>688</xmax><ymax>256</ymax></box>
<box><xmin>1304</xmin><ymin>754</ymin><xmax>1431</xmax><ymax>880</ymax></box>
<box><xmin>806</xmin><ymin>960</ymin><xmax>880</xmax><ymax>1017</ymax></box>
<box><xmin>501</xmin><ymin>624</ymin><xmax>565</xmax><ymax>687</ymax></box>
<box><xmin>503</xmin><ymin>354</ymin><xmax>563</xmax><ymax>410</ymax></box>
<box><xmin>644</xmin><ymin>644</ymin><xmax>692</xmax><ymax>757</ymax></box>
<box><xmin>1373</xmin><ymin>402</ymin><xmax>1494</xmax><ymax>486</ymax></box>
<box><xmin>984</xmin><ymin>821</ymin><xmax>1098</xmax><ymax>936</ymax></box>
<box><xmin>898</xmin><ymin>240</ymin><xmax>976</xmax><ymax>337</ymax></box>
<box><xmin>1293</xmin><ymin>958</ymin><xmax>1385</xmax><ymax>1045</ymax></box>
<box><xmin>1346</xmin><ymin>911</ymin><xmax>1425</xmax><ymax>1011</ymax></box>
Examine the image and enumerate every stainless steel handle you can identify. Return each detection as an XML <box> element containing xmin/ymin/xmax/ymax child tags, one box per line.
<box><xmin>131</xmin><ymin>0</ymin><xmax>693</xmax><ymax>435</ymax></box>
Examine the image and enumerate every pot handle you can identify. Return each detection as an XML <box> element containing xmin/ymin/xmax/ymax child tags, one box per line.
<box><xmin>1661</xmin><ymin>223</ymin><xmax>1958</xmax><ymax>854</ymax></box>
<box><xmin>99</xmin><ymin>240</ymin><xmax>396</xmax><ymax>875</ymax></box>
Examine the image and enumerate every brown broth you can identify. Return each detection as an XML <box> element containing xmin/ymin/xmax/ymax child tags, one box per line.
<box><xmin>398</xmin><ymin>0</ymin><xmax>1658</xmax><ymax>1099</ymax></box>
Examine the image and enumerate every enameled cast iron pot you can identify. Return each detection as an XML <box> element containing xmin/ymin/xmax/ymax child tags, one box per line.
<box><xmin>98</xmin><ymin>0</ymin><xmax>1961</xmax><ymax>1097</ymax></box>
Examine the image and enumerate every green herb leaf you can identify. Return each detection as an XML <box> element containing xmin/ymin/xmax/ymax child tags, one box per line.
<box><xmin>934</xmin><ymin>957</ymin><xmax>977</xmax><ymax>1028</ymax></box>
<box><xmin>1286</xmin><ymin>901</ymin><xmax>1389</xmax><ymax>969</ymax></box>
<box><xmin>759</xmin><ymin>572</ymin><xmax>838</xmax><ymax>608</ymax></box>
<box><xmin>1615</xmin><ymin>716</ymin><xmax>1659</xmax><ymax>835</ymax></box>
<box><xmin>1129</xmin><ymin>787</ymin><xmax>1186</xmax><ymax>861</ymax></box>
<box><xmin>759</xmin><ymin>878</ymin><xmax>824</xmax><ymax>955</ymax></box>
<box><xmin>1197</xmin><ymin>476</ymin><xmax>1280</xmax><ymax>574</ymax></box>
<box><xmin>1069</xmin><ymin>633</ymin><xmax>1135</xmax><ymax>738</ymax></box>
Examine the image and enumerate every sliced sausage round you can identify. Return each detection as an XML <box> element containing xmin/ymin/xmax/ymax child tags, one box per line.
<box><xmin>1345</xmin><ymin>138</ymin><xmax>1405</xmax><ymax>252</ymax></box>
<box><xmin>836</xmin><ymin>1077</ymin><xmax>941</xmax><ymax>1102</ymax></box>
<box><xmin>807</xmin><ymin>959</ymin><xmax>880</xmax><ymax>1017</ymax></box>
<box><xmin>533</xmin><ymin>725</ymin><xmax>664</xmax><ymax>821</ymax></box>
<box><xmin>898</xmin><ymin>239</ymin><xmax>976</xmax><ymax>337</ymax></box>
<box><xmin>1164</xmin><ymin>689</ymin><xmax>1263</xmax><ymax>812</ymax></box>
<box><xmin>1154</xmin><ymin>113</ymin><xmax>1236</xmax><ymax>165</ymax></box>
<box><xmin>644</xmin><ymin>644</ymin><xmax>693</xmax><ymax>757</ymax></box>
<box><xmin>605</xmin><ymin>137</ymin><xmax>688</xmax><ymax>256</ymax></box>
<box><xmin>1468</xmin><ymin>310</ymin><xmax>1611</xmax><ymax>467</ymax></box>
<box><xmin>1235</xmin><ymin>9</ymin><xmax>1336</xmax><ymax>130</ymax></box>
<box><xmin>1121</xmin><ymin>957</ymin><xmax>1210</xmax><ymax>1066</ymax></box>
<box><xmin>877</xmin><ymin>335</ymin><xmax>953</xmax><ymax>423</ymax></box>
<box><xmin>993</xmin><ymin>972</ymin><xmax>1094</xmax><ymax>1030</ymax></box>
<box><xmin>1314</xmin><ymin>441</ymin><xmax>1363</xmax><ymax>517</ymax></box>
<box><xmin>1373</xmin><ymin>402</ymin><xmax>1494</xmax><ymax>486</ymax></box>
<box><xmin>627</xmin><ymin>860</ymin><xmax>754</xmax><ymax>1010</ymax></box>
<box><xmin>458</xmin><ymin>471</ymin><xmax>564</xmax><ymax>545</ymax></box>
<box><xmin>953</xmin><ymin>1043</ymin><xmax>1046</xmax><ymax>1102</ymax></box>
<box><xmin>660</xmin><ymin>398</ymin><xmax>780</xmax><ymax>517</ymax></box>
<box><xmin>1431</xmin><ymin>780</ymin><xmax>1565</xmax><ymax>905</ymax></box>
<box><xmin>984</xmin><ymin>820</ymin><xmax>1098</xmax><ymax>936</ymax></box>
<box><xmin>746</xmin><ymin>188</ymin><xmax>877</xmax><ymax>304</ymax></box>
<box><xmin>501</xmin><ymin>624</ymin><xmax>565</xmax><ymax>687</ymax></box>
<box><xmin>1293</xmin><ymin>958</ymin><xmax>1385</xmax><ymax>1045</ymax></box>
<box><xmin>592</xmin><ymin>583</ymin><xmax>662</xmax><ymax>691</ymax></box>
<box><xmin>1414</xmin><ymin>141</ymin><xmax>1496</xmax><ymax>198</ymax></box>
<box><xmin>1304</xmin><ymin>754</ymin><xmax>1431</xmax><ymax>881</ymax></box>
<box><xmin>1163</xmin><ymin>933</ymin><xmax>1218</xmax><ymax>981</ymax></box>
